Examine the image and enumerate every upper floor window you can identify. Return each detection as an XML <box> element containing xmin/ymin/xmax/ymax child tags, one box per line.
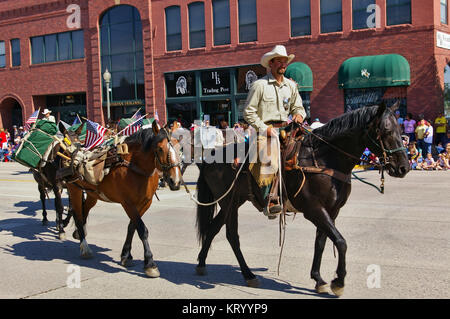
<box><xmin>165</xmin><ymin>6</ymin><xmax>182</xmax><ymax>51</ymax></box>
<box><xmin>290</xmin><ymin>0</ymin><xmax>311</xmax><ymax>37</ymax></box>
<box><xmin>0</xmin><ymin>41</ymin><xmax>5</xmax><ymax>68</ymax></box>
<box><xmin>441</xmin><ymin>0</ymin><xmax>448</xmax><ymax>24</ymax></box>
<box><xmin>213</xmin><ymin>0</ymin><xmax>231</xmax><ymax>46</ymax></box>
<box><xmin>320</xmin><ymin>0</ymin><xmax>342</xmax><ymax>33</ymax></box>
<box><xmin>31</xmin><ymin>30</ymin><xmax>84</xmax><ymax>64</ymax></box>
<box><xmin>11</xmin><ymin>39</ymin><xmax>20</xmax><ymax>67</ymax></box>
<box><xmin>386</xmin><ymin>0</ymin><xmax>411</xmax><ymax>25</ymax></box>
<box><xmin>238</xmin><ymin>0</ymin><xmax>257</xmax><ymax>42</ymax></box>
<box><xmin>353</xmin><ymin>0</ymin><xmax>376</xmax><ymax>30</ymax></box>
<box><xmin>189</xmin><ymin>2</ymin><xmax>205</xmax><ymax>49</ymax></box>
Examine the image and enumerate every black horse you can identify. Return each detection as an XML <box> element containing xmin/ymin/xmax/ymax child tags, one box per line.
<box><xmin>31</xmin><ymin>122</ymin><xmax>83</xmax><ymax>239</ymax></box>
<box><xmin>194</xmin><ymin>102</ymin><xmax>409</xmax><ymax>296</ymax></box>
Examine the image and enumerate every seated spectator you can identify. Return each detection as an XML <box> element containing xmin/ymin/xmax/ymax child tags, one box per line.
<box><xmin>415</xmin><ymin>155</ymin><xmax>424</xmax><ymax>170</ymax></box>
<box><xmin>422</xmin><ymin>153</ymin><xmax>437</xmax><ymax>170</ymax></box>
<box><xmin>436</xmin><ymin>154</ymin><xmax>448</xmax><ymax>170</ymax></box>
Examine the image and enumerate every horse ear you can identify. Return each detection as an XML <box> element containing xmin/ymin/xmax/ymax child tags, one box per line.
<box><xmin>376</xmin><ymin>101</ymin><xmax>387</xmax><ymax>117</ymax></box>
<box><xmin>389</xmin><ymin>100</ymin><xmax>400</xmax><ymax>113</ymax></box>
<box><xmin>152</xmin><ymin>120</ymin><xmax>160</xmax><ymax>135</ymax></box>
<box><xmin>58</xmin><ymin>122</ymin><xmax>68</xmax><ymax>135</ymax></box>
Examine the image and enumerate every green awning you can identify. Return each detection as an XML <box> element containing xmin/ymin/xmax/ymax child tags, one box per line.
<box><xmin>338</xmin><ymin>54</ymin><xmax>410</xmax><ymax>89</ymax></box>
<box><xmin>285</xmin><ymin>62</ymin><xmax>313</xmax><ymax>92</ymax></box>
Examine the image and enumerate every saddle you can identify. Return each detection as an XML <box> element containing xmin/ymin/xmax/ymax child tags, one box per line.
<box><xmin>57</xmin><ymin>137</ymin><xmax>129</xmax><ymax>185</ymax></box>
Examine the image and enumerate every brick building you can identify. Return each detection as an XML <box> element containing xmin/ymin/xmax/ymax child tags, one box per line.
<box><xmin>0</xmin><ymin>0</ymin><xmax>449</xmax><ymax>130</ymax></box>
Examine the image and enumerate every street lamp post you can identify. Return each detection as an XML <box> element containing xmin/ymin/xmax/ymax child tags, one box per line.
<box><xmin>103</xmin><ymin>68</ymin><xmax>112</xmax><ymax>123</ymax></box>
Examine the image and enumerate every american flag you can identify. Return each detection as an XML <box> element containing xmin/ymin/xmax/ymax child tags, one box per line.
<box><xmin>122</xmin><ymin>116</ymin><xmax>143</xmax><ymax>136</ymax></box>
<box><xmin>72</xmin><ymin>114</ymin><xmax>81</xmax><ymax>126</ymax></box>
<box><xmin>154</xmin><ymin>110</ymin><xmax>159</xmax><ymax>122</ymax></box>
<box><xmin>131</xmin><ymin>110</ymin><xmax>142</xmax><ymax>120</ymax></box>
<box><xmin>24</xmin><ymin>109</ymin><xmax>40</xmax><ymax>131</ymax></box>
<box><xmin>84</xmin><ymin>119</ymin><xmax>107</xmax><ymax>150</ymax></box>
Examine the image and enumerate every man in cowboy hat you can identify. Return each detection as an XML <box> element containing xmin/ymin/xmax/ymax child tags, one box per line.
<box><xmin>42</xmin><ymin>109</ymin><xmax>56</xmax><ymax>123</ymax></box>
<box><xmin>244</xmin><ymin>45</ymin><xmax>306</xmax><ymax>218</ymax></box>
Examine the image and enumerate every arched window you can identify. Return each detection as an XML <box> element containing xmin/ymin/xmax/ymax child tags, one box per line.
<box><xmin>165</xmin><ymin>5</ymin><xmax>182</xmax><ymax>51</ymax></box>
<box><xmin>188</xmin><ymin>2</ymin><xmax>205</xmax><ymax>49</ymax></box>
<box><xmin>213</xmin><ymin>0</ymin><xmax>230</xmax><ymax>46</ymax></box>
<box><xmin>100</xmin><ymin>5</ymin><xmax>145</xmax><ymax>114</ymax></box>
<box><xmin>238</xmin><ymin>0</ymin><xmax>257</xmax><ymax>42</ymax></box>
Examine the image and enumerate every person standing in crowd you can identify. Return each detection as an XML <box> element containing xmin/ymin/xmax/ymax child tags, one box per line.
<box><xmin>42</xmin><ymin>109</ymin><xmax>56</xmax><ymax>123</ymax></box>
<box><xmin>395</xmin><ymin>110</ymin><xmax>404</xmax><ymax>132</ymax></box>
<box><xmin>423</xmin><ymin>120</ymin><xmax>434</xmax><ymax>155</ymax></box>
<box><xmin>433</xmin><ymin>112</ymin><xmax>447</xmax><ymax>146</ymax></box>
<box><xmin>403</xmin><ymin>113</ymin><xmax>416</xmax><ymax>143</ymax></box>
<box><xmin>415</xmin><ymin>119</ymin><xmax>428</xmax><ymax>155</ymax></box>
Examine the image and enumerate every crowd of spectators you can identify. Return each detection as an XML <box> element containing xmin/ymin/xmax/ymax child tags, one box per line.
<box><xmin>0</xmin><ymin>125</ymin><xmax>25</xmax><ymax>162</ymax></box>
<box><xmin>361</xmin><ymin>111</ymin><xmax>449</xmax><ymax>171</ymax></box>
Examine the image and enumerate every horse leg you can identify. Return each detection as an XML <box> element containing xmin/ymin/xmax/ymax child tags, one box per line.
<box><xmin>306</xmin><ymin>211</ymin><xmax>347</xmax><ymax>297</ymax></box>
<box><xmin>225</xmin><ymin>207</ymin><xmax>259</xmax><ymax>288</ymax></box>
<box><xmin>63</xmin><ymin>190</ymin><xmax>73</xmax><ymax>228</ymax></box>
<box><xmin>53</xmin><ymin>185</ymin><xmax>66</xmax><ymax>240</ymax></box>
<box><xmin>196</xmin><ymin>209</ymin><xmax>226</xmax><ymax>276</ymax></box>
<box><xmin>120</xmin><ymin>220</ymin><xmax>136</xmax><ymax>267</ymax></box>
<box><xmin>311</xmin><ymin>229</ymin><xmax>329</xmax><ymax>294</ymax></box>
<box><xmin>38</xmin><ymin>185</ymin><xmax>48</xmax><ymax>226</ymax></box>
<box><xmin>134</xmin><ymin>217</ymin><xmax>159</xmax><ymax>278</ymax></box>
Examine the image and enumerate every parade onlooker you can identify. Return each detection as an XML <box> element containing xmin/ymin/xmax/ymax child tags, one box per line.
<box><xmin>395</xmin><ymin>111</ymin><xmax>404</xmax><ymax>131</ymax></box>
<box><xmin>433</xmin><ymin>112</ymin><xmax>447</xmax><ymax>146</ymax></box>
<box><xmin>423</xmin><ymin>120</ymin><xmax>434</xmax><ymax>155</ymax></box>
<box><xmin>415</xmin><ymin>119</ymin><xmax>428</xmax><ymax>155</ymax></box>
<box><xmin>403</xmin><ymin>113</ymin><xmax>416</xmax><ymax>142</ymax></box>
<box><xmin>422</xmin><ymin>153</ymin><xmax>437</xmax><ymax>170</ymax></box>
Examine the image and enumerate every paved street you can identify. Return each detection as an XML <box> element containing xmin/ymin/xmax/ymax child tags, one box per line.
<box><xmin>0</xmin><ymin>162</ymin><xmax>449</xmax><ymax>300</ymax></box>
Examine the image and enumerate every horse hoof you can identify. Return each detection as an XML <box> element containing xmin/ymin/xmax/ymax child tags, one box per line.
<box><xmin>145</xmin><ymin>266</ymin><xmax>160</xmax><ymax>278</ymax></box>
<box><xmin>120</xmin><ymin>258</ymin><xmax>134</xmax><ymax>268</ymax></box>
<box><xmin>58</xmin><ymin>233</ymin><xmax>66</xmax><ymax>241</ymax></box>
<box><xmin>330</xmin><ymin>282</ymin><xmax>344</xmax><ymax>297</ymax></box>
<box><xmin>80</xmin><ymin>240</ymin><xmax>93</xmax><ymax>259</ymax></box>
<box><xmin>246</xmin><ymin>278</ymin><xmax>260</xmax><ymax>288</ymax></box>
<box><xmin>315</xmin><ymin>283</ymin><xmax>330</xmax><ymax>294</ymax></box>
<box><xmin>196</xmin><ymin>266</ymin><xmax>207</xmax><ymax>276</ymax></box>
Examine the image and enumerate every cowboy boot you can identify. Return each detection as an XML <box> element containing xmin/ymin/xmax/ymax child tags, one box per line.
<box><xmin>263</xmin><ymin>175</ymin><xmax>282</xmax><ymax>218</ymax></box>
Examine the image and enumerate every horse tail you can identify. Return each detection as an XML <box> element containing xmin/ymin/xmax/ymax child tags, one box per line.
<box><xmin>195</xmin><ymin>166</ymin><xmax>216</xmax><ymax>244</ymax></box>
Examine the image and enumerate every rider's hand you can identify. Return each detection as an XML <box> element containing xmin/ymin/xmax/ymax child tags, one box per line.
<box><xmin>292</xmin><ymin>114</ymin><xmax>304</xmax><ymax>124</ymax></box>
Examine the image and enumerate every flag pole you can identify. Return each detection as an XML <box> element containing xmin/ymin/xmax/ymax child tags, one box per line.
<box><xmin>117</xmin><ymin>113</ymin><xmax>149</xmax><ymax>136</ymax></box>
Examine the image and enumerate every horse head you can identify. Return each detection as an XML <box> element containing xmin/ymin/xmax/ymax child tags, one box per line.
<box><xmin>153</xmin><ymin>121</ymin><xmax>182</xmax><ymax>190</ymax></box>
<box><xmin>367</xmin><ymin>101</ymin><xmax>409</xmax><ymax>177</ymax></box>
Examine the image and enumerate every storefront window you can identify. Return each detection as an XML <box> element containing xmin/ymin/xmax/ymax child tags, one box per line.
<box><xmin>166</xmin><ymin>72</ymin><xmax>196</xmax><ymax>97</ymax></box>
<box><xmin>189</xmin><ymin>2</ymin><xmax>205</xmax><ymax>49</ymax></box>
<box><xmin>238</xmin><ymin>0</ymin><xmax>257</xmax><ymax>43</ymax></box>
<box><xmin>201</xmin><ymin>70</ymin><xmax>230</xmax><ymax>95</ymax></box>
<box><xmin>290</xmin><ymin>0</ymin><xmax>311</xmax><ymax>37</ymax></box>
<box><xmin>444</xmin><ymin>65</ymin><xmax>450</xmax><ymax>118</ymax></box>
<box><xmin>167</xmin><ymin>102</ymin><xmax>197</xmax><ymax>128</ymax></box>
<box><xmin>320</xmin><ymin>0</ymin><xmax>342</xmax><ymax>33</ymax></box>
<box><xmin>45</xmin><ymin>93</ymin><xmax>87</xmax><ymax>124</ymax></box>
<box><xmin>213</xmin><ymin>0</ymin><xmax>231</xmax><ymax>46</ymax></box>
<box><xmin>386</xmin><ymin>0</ymin><xmax>411</xmax><ymax>25</ymax></box>
<box><xmin>165</xmin><ymin>6</ymin><xmax>182</xmax><ymax>51</ymax></box>
<box><xmin>353</xmin><ymin>0</ymin><xmax>376</xmax><ymax>30</ymax></box>
<box><xmin>236</xmin><ymin>65</ymin><xmax>266</xmax><ymax>93</ymax></box>
<box><xmin>0</xmin><ymin>41</ymin><xmax>5</xmax><ymax>68</ymax></box>
<box><xmin>11</xmin><ymin>39</ymin><xmax>20</xmax><ymax>67</ymax></box>
<box><xmin>100</xmin><ymin>5</ymin><xmax>145</xmax><ymax>110</ymax></box>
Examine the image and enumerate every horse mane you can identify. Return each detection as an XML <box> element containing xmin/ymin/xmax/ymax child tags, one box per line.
<box><xmin>124</xmin><ymin>127</ymin><xmax>168</xmax><ymax>152</ymax></box>
<box><xmin>313</xmin><ymin>104</ymin><xmax>380</xmax><ymax>141</ymax></box>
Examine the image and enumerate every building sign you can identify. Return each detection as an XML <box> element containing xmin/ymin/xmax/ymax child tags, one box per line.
<box><xmin>201</xmin><ymin>70</ymin><xmax>230</xmax><ymax>95</ymax></box>
<box><xmin>236</xmin><ymin>65</ymin><xmax>266</xmax><ymax>93</ymax></box>
<box><xmin>165</xmin><ymin>72</ymin><xmax>195</xmax><ymax>97</ymax></box>
<box><xmin>108</xmin><ymin>99</ymin><xmax>145</xmax><ymax>107</ymax></box>
<box><xmin>437</xmin><ymin>31</ymin><xmax>450</xmax><ymax>50</ymax></box>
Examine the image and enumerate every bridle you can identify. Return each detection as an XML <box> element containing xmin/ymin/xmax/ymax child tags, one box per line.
<box><xmin>153</xmin><ymin>127</ymin><xmax>182</xmax><ymax>172</ymax></box>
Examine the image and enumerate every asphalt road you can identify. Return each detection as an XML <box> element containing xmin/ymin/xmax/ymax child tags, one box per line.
<box><xmin>0</xmin><ymin>162</ymin><xmax>449</xmax><ymax>300</ymax></box>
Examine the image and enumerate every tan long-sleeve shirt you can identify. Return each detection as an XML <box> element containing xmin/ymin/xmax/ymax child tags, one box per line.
<box><xmin>243</xmin><ymin>73</ymin><xmax>306</xmax><ymax>131</ymax></box>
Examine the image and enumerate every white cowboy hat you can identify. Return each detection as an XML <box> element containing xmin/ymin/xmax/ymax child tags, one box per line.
<box><xmin>42</xmin><ymin>109</ymin><xmax>52</xmax><ymax>115</ymax></box>
<box><xmin>260</xmin><ymin>45</ymin><xmax>295</xmax><ymax>68</ymax></box>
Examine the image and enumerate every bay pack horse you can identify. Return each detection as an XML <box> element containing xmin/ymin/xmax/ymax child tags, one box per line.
<box><xmin>65</xmin><ymin>123</ymin><xmax>182</xmax><ymax>278</ymax></box>
<box><xmin>195</xmin><ymin>102</ymin><xmax>409</xmax><ymax>296</ymax></box>
<box><xmin>31</xmin><ymin>122</ymin><xmax>83</xmax><ymax>239</ymax></box>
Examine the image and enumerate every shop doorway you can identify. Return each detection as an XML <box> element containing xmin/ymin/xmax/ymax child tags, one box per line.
<box><xmin>0</xmin><ymin>97</ymin><xmax>23</xmax><ymax>129</ymax></box>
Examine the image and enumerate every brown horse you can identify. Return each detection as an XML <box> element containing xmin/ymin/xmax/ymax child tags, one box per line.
<box><xmin>65</xmin><ymin>123</ymin><xmax>182</xmax><ymax>277</ymax></box>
